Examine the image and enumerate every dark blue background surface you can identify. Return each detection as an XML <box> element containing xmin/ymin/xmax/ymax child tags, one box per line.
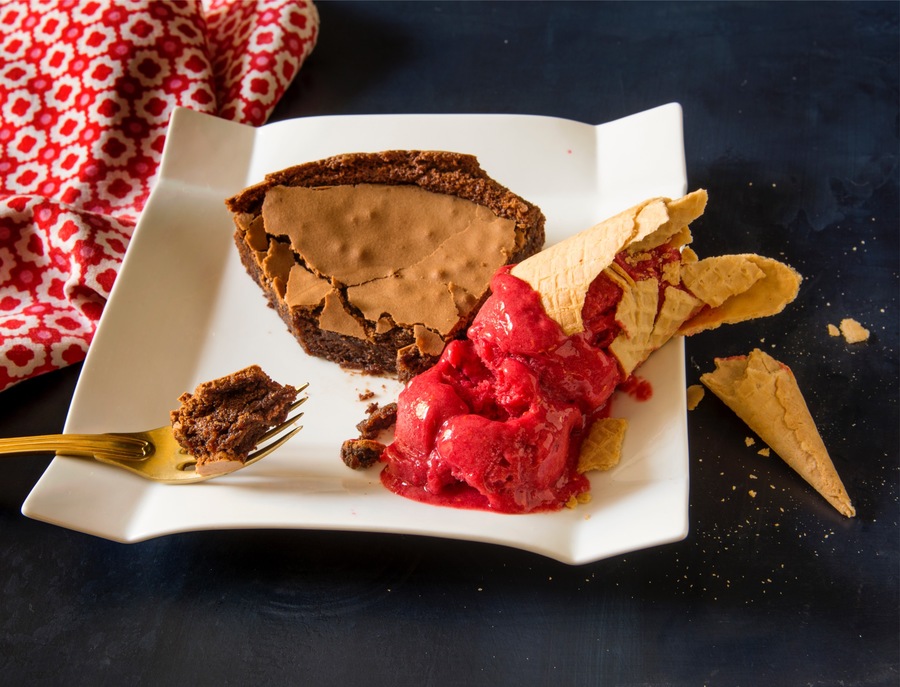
<box><xmin>2</xmin><ymin>3</ymin><xmax>897</xmax><ymax>685</ymax></box>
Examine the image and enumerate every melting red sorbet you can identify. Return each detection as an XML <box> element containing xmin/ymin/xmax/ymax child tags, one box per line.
<box><xmin>381</xmin><ymin>245</ymin><xmax>684</xmax><ymax>513</ymax></box>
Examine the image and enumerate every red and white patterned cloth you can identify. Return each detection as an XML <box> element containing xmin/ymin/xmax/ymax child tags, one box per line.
<box><xmin>0</xmin><ymin>0</ymin><xmax>318</xmax><ymax>392</ymax></box>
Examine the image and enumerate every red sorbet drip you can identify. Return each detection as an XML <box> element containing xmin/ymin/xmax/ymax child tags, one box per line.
<box><xmin>381</xmin><ymin>246</ymin><xmax>685</xmax><ymax>514</ymax></box>
<box><xmin>618</xmin><ymin>374</ymin><xmax>653</xmax><ymax>401</ymax></box>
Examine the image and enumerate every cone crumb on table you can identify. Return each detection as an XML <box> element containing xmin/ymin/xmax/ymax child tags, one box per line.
<box><xmin>838</xmin><ymin>318</ymin><xmax>870</xmax><ymax>344</ymax></box>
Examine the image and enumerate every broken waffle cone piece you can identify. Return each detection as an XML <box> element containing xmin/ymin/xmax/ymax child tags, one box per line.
<box><xmin>577</xmin><ymin>417</ymin><xmax>628</xmax><ymax>473</ymax></box>
<box><xmin>700</xmin><ymin>349</ymin><xmax>855</xmax><ymax>517</ymax></box>
<box><xmin>679</xmin><ymin>255</ymin><xmax>802</xmax><ymax>336</ymax></box>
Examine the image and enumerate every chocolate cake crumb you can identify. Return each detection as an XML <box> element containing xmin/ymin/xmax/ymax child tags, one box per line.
<box><xmin>341</xmin><ymin>438</ymin><xmax>386</xmax><ymax>469</ymax></box>
<box><xmin>356</xmin><ymin>402</ymin><xmax>398</xmax><ymax>439</ymax></box>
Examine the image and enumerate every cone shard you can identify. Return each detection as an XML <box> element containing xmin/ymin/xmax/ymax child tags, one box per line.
<box><xmin>680</xmin><ymin>256</ymin><xmax>801</xmax><ymax>336</ymax></box>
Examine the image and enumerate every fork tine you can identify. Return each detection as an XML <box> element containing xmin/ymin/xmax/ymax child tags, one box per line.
<box><xmin>256</xmin><ymin>395</ymin><xmax>308</xmax><ymax>445</ymax></box>
<box><xmin>257</xmin><ymin>412</ymin><xmax>304</xmax><ymax>447</ymax></box>
<box><xmin>244</xmin><ymin>423</ymin><xmax>303</xmax><ymax>466</ymax></box>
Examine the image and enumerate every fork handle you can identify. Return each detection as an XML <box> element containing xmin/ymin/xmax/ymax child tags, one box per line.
<box><xmin>0</xmin><ymin>434</ymin><xmax>150</xmax><ymax>460</ymax></box>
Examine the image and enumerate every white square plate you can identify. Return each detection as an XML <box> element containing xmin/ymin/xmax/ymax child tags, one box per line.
<box><xmin>22</xmin><ymin>104</ymin><xmax>690</xmax><ymax>565</ymax></box>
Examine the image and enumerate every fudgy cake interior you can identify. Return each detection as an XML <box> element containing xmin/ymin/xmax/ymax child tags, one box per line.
<box><xmin>225</xmin><ymin>151</ymin><xmax>545</xmax><ymax>380</ymax></box>
<box><xmin>170</xmin><ymin>365</ymin><xmax>298</xmax><ymax>476</ymax></box>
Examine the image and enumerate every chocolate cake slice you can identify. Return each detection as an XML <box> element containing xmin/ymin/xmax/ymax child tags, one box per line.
<box><xmin>225</xmin><ymin>151</ymin><xmax>545</xmax><ymax>379</ymax></box>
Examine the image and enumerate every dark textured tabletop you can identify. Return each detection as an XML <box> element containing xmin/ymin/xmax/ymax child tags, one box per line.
<box><xmin>2</xmin><ymin>2</ymin><xmax>897</xmax><ymax>685</ymax></box>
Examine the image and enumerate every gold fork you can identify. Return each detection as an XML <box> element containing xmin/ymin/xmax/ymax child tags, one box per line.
<box><xmin>0</xmin><ymin>386</ymin><xmax>308</xmax><ymax>484</ymax></box>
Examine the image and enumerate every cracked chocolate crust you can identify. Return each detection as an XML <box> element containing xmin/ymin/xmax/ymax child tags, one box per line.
<box><xmin>226</xmin><ymin>151</ymin><xmax>546</xmax><ymax>380</ymax></box>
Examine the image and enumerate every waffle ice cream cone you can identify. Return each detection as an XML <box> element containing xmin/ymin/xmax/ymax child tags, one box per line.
<box><xmin>701</xmin><ymin>349</ymin><xmax>855</xmax><ymax>517</ymax></box>
<box><xmin>511</xmin><ymin>190</ymin><xmax>802</xmax><ymax>377</ymax></box>
<box><xmin>511</xmin><ymin>190</ymin><xmax>708</xmax><ymax>336</ymax></box>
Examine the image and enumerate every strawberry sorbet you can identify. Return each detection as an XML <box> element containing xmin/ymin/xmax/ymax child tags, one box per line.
<box><xmin>381</xmin><ymin>244</ymin><xmax>685</xmax><ymax>513</ymax></box>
